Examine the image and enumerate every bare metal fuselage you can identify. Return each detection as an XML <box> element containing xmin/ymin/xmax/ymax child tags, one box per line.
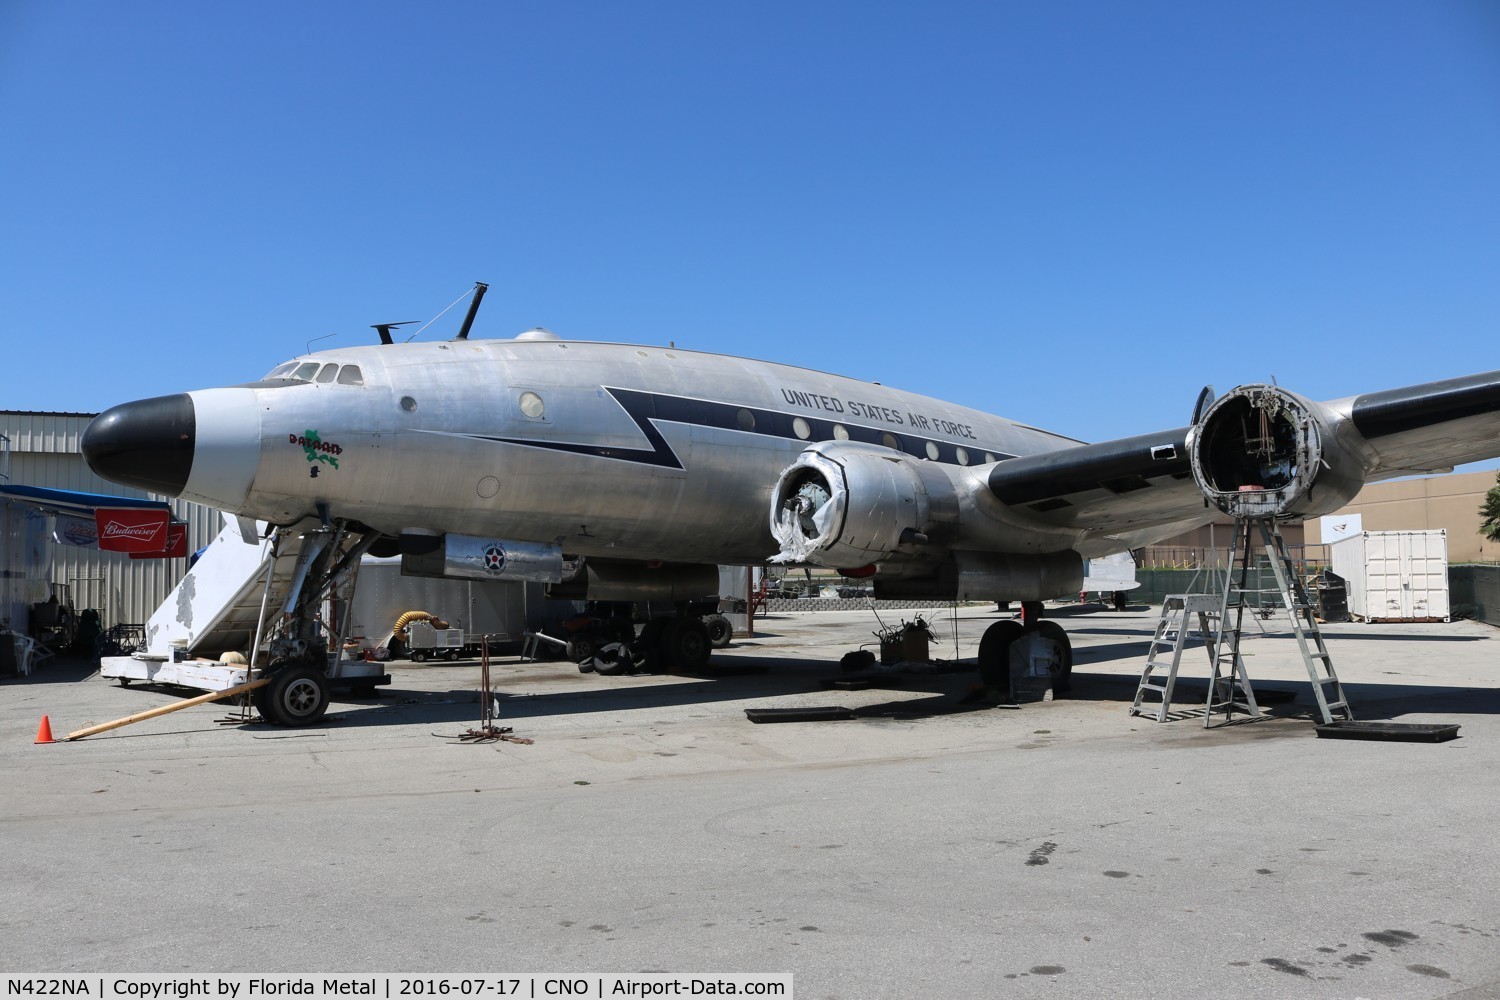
<box><xmin>198</xmin><ymin>338</ymin><xmax>1107</xmax><ymax>566</ymax></box>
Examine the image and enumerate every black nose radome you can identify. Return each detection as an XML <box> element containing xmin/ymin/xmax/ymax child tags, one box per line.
<box><xmin>81</xmin><ymin>394</ymin><xmax>196</xmax><ymax>497</ymax></box>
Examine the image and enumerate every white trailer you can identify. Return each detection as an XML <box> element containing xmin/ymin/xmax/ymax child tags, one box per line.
<box><xmin>1330</xmin><ymin>529</ymin><xmax>1451</xmax><ymax>623</ymax></box>
<box><xmin>346</xmin><ymin>557</ymin><xmax>530</xmax><ymax>655</ymax></box>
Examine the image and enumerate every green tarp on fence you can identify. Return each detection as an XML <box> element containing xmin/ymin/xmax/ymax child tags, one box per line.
<box><xmin>1450</xmin><ymin>564</ymin><xmax>1500</xmax><ymax>626</ymax></box>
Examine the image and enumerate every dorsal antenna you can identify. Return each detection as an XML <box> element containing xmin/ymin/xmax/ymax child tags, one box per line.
<box><xmin>454</xmin><ymin>282</ymin><xmax>489</xmax><ymax>340</ymax></box>
<box><xmin>371</xmin><ymin>321</ymin><xmax>418</xmax><ymax>345</ymax></box>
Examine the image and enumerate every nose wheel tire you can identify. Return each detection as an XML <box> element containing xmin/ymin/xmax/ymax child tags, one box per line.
<box><xmin>257</xmin><ymin>666</ymin><xmax>330</xmax><ymax>726</ymax></box>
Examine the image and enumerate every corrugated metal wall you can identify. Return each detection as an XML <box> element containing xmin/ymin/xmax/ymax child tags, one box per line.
<box><xmin>1</xmin><ymin>411</ymin><xmax>222</xmax><ymax>629</ymax></box>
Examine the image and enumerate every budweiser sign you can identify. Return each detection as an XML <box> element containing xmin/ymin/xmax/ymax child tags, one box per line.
<box><xmin>95</xmin><ymin>508</ymin><xmax>172</xmax><ymax>554</ymax></box>
<box><xmin>130</xmin><ymin>521</ymin><xmax>188</xmax><ymax>560</ymax></box>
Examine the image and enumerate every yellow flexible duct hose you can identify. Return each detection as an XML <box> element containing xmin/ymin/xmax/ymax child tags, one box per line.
<box><xmin>387</xmin><ymin>610</ymin><xmax>435</xmax><ymax>646</ymax></box>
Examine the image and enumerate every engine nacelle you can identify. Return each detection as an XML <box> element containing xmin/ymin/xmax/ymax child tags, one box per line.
<box><xmin>546</xmin><ymin>559</ymin><xmax>719</xmax><ymax>602</ymax></box>
<box><xmin>873</xmin><ymin>550</ymin><xmax>1084</xmax><ymax>602</ymax></box>
<box><xmin>769</xmin><ymin>442</ymin><xmax>958</xmax><ymax>567</ymax></box>
<box><xmin>1188</xmin><ymin>384</ymin><xmax>1367</xmax><ymax>519</ymax></box>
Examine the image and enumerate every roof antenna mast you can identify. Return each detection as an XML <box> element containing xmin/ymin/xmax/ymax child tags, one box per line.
<box><xmin>454</xmin><ymin>281</ymin><xmax>490</xmax><ymax>340</ymax></box>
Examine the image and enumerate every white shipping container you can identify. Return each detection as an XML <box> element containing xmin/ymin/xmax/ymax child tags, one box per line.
<box><xmin>1330</xmin><ymin>530</ymin><xmax>1450</xmax><ymax>623</ymax></box>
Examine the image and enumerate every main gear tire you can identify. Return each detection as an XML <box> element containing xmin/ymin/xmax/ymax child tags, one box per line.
<box><xmin>1036</xmin><ymin>620</ymin><xmax>1073</xmax><ymax>694</ymax></box>
<box><xmin>977</xmin><ymin>620</ymin><xmax>1024</xmax><ymax>690</ymax></box>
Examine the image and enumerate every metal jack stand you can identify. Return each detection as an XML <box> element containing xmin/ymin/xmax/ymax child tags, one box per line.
<box><xmin>458</xmin><ymin>638</ymin><xmax>533</xmax><ymax>745</ymax></box>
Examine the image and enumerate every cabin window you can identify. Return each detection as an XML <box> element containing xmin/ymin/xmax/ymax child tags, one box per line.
<box><xmin>984</xmin><ymin>452</ymin><xmax>998</xmax><ymax>464</ymax></box>
<box><xmin>736</xmin><ymin>408</ymin><xmax>755</xmax><ymax>432</ymax></box>
<box><xmin>882</xmin><ymin>432</ymin><xmax>901</xmax><ymax>451</ymax></box>
<box><xmin>337</xmin><ymin>365</ymin><xmax>364</xmax><ymax>386</ymax></box>
<box><xmin>956</xmin><ymin>447</ymin><xmax>970</xmax><ymax>466</ymax></box>
<box><xmin>833</xmin><ymin>424</ymin><xmax>849</xmax><ymax>440</ymax></box>
<box><xmin>924</xmin><ymin>441</ymin><xmax>940</xmax><ymax>460</ymax></box>
<box><xmin>400</xmin><ymin>396</ymin><xmax>418</xmax><ymax>413</ymax></box>
<box><xmin>519</xmin><ymin>391</ymin><xmax>545</xmax><ymax>419</ymax></box>
<box><xmin>792</xmin><ymin>417</ymin><xmax>811</xmax><ymax>440</ymax></box>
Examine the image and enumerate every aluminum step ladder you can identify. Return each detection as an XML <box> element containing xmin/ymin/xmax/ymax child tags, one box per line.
<box><xmin>1215</xmin><ymin>517</ymin><xmax>1352</xmax><ymax>726</ymax></box>
<box><xmin>1129</xmin><ymin>594</ymin><xmax>1220</xmax><ymax>721</ymax></box>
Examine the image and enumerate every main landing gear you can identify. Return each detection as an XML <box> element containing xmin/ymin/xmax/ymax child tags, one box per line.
<box><xmin>977</xmin><ymin>600</ymin><xmax>1072</xmax><ymax>699</ymax></box>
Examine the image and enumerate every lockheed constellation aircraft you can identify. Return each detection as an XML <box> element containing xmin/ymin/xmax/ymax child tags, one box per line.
<box><xmin>80</xmin><ymin>294</ymin><xmax>1500</xmax><ymax>724</ymax></box>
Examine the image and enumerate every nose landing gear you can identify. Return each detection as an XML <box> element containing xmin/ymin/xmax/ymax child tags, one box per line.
<box><xmin>248</xmin><ymin>519</ymin><xmax>384</xmax><ymax>726</ymax></box>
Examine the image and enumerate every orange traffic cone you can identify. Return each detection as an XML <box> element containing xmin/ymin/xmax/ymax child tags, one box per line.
<box><xmin>34</xmin><ymin>715</ymin><xmax>56</xmax><ymax>745</ymax></box>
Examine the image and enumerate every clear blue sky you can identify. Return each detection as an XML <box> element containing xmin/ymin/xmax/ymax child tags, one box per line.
<box><xmin>3</xmin><ymin>1</ymin><xmax>1498</xmax><ymax>456</ymax></box>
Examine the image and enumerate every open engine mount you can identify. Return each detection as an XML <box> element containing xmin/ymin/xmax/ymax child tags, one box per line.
<box><xmin>1188</xmin><ymin>384</ymin><xmax>1365</xmax><ymax>519</ymax></box>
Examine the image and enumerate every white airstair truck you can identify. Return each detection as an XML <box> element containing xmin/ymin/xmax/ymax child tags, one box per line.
<box><xmin>101</xmin><ymin>513</ymin><xmax>389</xmax><ymax>722</ymax></box>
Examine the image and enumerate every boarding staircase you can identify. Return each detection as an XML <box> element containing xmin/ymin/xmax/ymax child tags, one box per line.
<box><xmin>136</xmin><ymin>518</ymin><xmax>295</xmax><ymax>659</ymax></box>
<box><xmin>124</xmin><ymin>516</ymin><xmax>366</xmax><ymax>663</ymax></box>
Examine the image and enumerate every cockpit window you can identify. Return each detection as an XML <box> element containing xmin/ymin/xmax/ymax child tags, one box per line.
<box><xmin>256</xmin><ymin>360</ymin><xmax>369</xmax><ymax>386</ymax></box>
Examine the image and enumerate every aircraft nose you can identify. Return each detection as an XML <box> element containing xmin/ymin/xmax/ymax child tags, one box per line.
<box><xmin>82</xmin><ymin>394</ymin><xmax>196</xmax><ymax>497</ymax></box>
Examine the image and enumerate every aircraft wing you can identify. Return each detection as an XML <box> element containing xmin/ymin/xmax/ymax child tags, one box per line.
<box><xmin>1341</xmin><ymin>369</ymin><xmax>1500</xmax><ymax>478</ymax></box>
<box><xmin>987</xmin><ymin>369</ymin><xmax>1500</xmax><ymax>543</ymax></box>
<box><xmin>987</xmin><ymin>426</ymin><xmax>1200</xmax><ymax>536</ymax></box>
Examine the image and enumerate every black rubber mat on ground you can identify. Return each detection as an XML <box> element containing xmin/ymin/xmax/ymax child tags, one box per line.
<box><xmin>1315</xmin><ymin>720</ymin><xmax>1461</xmax><ymax>742</ymax></box>
<box><xmin>745</xmin><ymin>706</ymin><xmax>857</xmax><ymax>723</ymax></box>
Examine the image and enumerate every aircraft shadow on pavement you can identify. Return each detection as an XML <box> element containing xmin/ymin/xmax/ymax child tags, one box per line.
<box><xmin>18</xmin><ymin>641</ymin><xmax>1495</xmax><ymax>736</ymax></box>
<box><xmin>304</xmin><ymin>652</ymin><xmax>997</xmax><ymax>729</ymax></box>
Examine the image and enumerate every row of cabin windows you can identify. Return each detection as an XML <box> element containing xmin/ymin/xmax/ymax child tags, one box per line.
<box><xmin>752</xmin><ymin>408</ymin><xmax>998</xmax><ymax>465</ymax></box>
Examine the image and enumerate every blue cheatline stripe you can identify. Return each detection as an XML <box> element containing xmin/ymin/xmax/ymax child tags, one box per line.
<box><xmin>473</xmin><ymin>386</ymin><xmax>1015</xmax><ymax>470</ymax></box>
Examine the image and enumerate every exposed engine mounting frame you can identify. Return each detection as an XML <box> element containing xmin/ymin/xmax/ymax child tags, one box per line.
<box><xmin>1188</xmin><ymin>384</ymin><xmax>1356</xmax><ymax>519</ymax></box>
